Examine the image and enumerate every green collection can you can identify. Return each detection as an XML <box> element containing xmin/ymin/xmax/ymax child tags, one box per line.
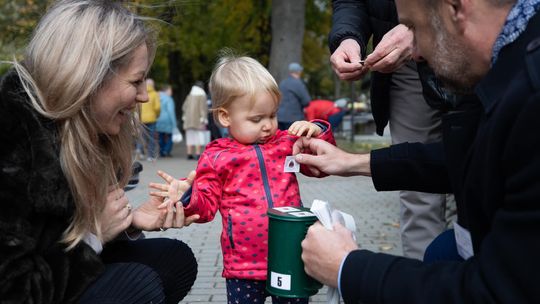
<box><xmin>266</xmin><ymin>206</ymin><xmax>323</xmax><ymax>298</ymax></box>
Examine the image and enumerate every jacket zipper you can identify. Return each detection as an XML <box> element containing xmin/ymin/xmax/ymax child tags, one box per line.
<box><xmin>227</xmin><ymin>213</ymin><xmax>235</xmax><ymax>249</ymax></box>
<box><xmin>254</xmin><ymin>145</ymin><xmax>274</xmax><ymax>208</ymax></box>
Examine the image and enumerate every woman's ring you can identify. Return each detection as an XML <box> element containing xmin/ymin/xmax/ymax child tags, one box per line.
<box><xmin>159</xmin><ymin>227</ymin><xmax>165</xmax><ymax>232</ymax></box>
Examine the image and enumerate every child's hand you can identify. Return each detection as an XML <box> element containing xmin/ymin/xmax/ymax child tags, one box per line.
<box><xmin>147</xmin><ymin>170</ymin><xmax>200</xmax><ymax>229</ymax></box>
<box><xmin>288</xmin><ymin>121</ymin><xmax>322</xmax><ymax>138</ymax></box>
<box><xmin>149</xmin><ymin>170</ymin><xmax>196</xmax><ymax>202</ymax></box>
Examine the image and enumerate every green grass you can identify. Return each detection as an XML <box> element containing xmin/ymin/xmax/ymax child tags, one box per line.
<box><xmin>336</xmin><ymin>138</ymin><xmax>390</xmax><ymax>154</ymax></box>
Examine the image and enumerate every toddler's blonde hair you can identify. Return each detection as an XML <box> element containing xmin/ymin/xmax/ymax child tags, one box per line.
<box><xmin>209</xmin><ymin>54</ymin><xmax>281</xmax><ymax>126</ymax></box>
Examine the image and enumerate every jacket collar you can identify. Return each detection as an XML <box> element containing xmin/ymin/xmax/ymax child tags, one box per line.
<box><xmin>475</xmin><ymin>12</ymin><xmax>540</xmax><ymax>114</ymax></box>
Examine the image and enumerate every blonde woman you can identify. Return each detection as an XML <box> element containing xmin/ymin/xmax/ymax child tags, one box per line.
<box><xmin>0</xmin><ymin>1</ymin><xmax>197</xmax><ymax>303</ymax></box>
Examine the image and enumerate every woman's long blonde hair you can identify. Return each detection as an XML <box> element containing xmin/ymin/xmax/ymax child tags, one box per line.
<box><xmin>13</xmin><ymin>0</ymin><xmax>156</xmax><ymax>249</ymax></box>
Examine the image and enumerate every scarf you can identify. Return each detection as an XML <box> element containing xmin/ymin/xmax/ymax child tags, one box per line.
<box><xmin>491</xmin><ymin>0</ymin><xmax>540</xmax><ymax>64</ymax></box>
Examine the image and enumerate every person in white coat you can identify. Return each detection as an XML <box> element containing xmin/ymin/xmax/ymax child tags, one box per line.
<box><xmin>182</xmin><ymin>81</ymin><xmax>208</xmax><ymax>160</ymax></box>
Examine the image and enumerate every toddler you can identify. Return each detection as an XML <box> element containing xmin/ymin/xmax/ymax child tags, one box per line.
<box><xmin>153</xmin><ymin>56</ymin><xmax>335</xmax><ymax>304</ymax></box>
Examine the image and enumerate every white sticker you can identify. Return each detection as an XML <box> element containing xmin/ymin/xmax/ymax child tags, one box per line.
<box><xmin>290</xmin><ymin>211</ymin><xmax>314</xmax><ymax>217</ymax></box>
<box><xmin>273</xmin><ymin>207</ymin><xmax>300</xmax><ymax>212</ymax></box>
<box><xmin>270</xmin><ymin>271</ymin><xmax>291</xmax><ymax>290</ymax></box>
<box><xmin>284</xmin><ymin>156</ymin><xmax>300</xmax><ymax>173</ymax></box>
<box><xmin>454</xmin><ymin>221</ymin><xmax>474</xmax><ymax>259</ymax></box>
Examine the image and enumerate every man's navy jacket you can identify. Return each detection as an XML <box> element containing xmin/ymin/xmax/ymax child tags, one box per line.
<box><xmin>341</xmin><ymin>11</ymin><xmax>540</xmax><ymax>303</ymax></box>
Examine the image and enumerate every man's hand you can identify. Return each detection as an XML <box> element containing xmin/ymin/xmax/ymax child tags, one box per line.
<box><xmin>288</xmin><ymin>121</ymin><xmax>322</xmax><ymax>138</ymax></box>
<box><xmin>330</xmin><ymin>39</ymin><xmax>369</xmax><ymax>81</ymax></box>
<box><xmin>292</xmin><ymin>137</ymin><xmax>371</xmax><ymax>177</ymax></box>
<box><xmin>301</xmin><ymin>222</ymin><xmax>358</xmax><ymax>287</ymax></box>
<box><xmin>365</xmin><ymin>24</ymin><xmax>413</xmax><ymax>73</ymax></box>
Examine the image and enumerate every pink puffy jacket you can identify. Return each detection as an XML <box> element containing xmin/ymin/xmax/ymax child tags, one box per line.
<box><xmin>184</xmin><ymin>120</ymin><xmax>335</xmax><ymax>280</ymax></box>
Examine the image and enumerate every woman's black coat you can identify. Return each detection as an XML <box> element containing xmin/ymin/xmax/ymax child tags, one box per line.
<box><xmin>0</xmin><ymin>72</ymin><xmax>104</xmax><ymax>303</ymax></box>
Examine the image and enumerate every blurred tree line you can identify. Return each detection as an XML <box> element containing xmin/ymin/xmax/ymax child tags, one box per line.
<box><xmin>0</xmin><ymin>0</ymin><xmax>48</xmax><ymax>70</ymax></box>
<box><xmin>0</xmin><ymin>0</ymin><xmax>363</xmax><ymax>125</ymax></box>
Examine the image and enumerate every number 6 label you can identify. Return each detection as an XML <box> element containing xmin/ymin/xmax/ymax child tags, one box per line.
<box><xmin>270</xmin><ymin>271</ymin><xmax>291</xmax><ymax>290</ymax></box>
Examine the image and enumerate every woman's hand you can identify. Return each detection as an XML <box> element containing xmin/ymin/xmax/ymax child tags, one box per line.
<box><xmin>143</xmin><ymin>170</ymin><xmax>199</xmax><ymax>230</ymax></box>
<box><xmin>100</xmin><ymin>187</ymin><xmax>133</xmax><ymax>242</ymax></box>
<box><xmin>131</xmin><ymin>194</ymin><xmax>197</xmax><ymax>231</ymax></box>
<box><xmin>288</xmin><ymin>121</ymin><xmax>322</xmax><ymax>138</ymax></box>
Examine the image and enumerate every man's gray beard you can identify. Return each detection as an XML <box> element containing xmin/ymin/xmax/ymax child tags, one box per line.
<box><xmin>429</xmin><ymin>16</ymin><xmax>478</xmax><ymax>94</ymax></box>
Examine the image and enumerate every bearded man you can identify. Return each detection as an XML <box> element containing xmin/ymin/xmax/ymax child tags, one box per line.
<box><xmin>296</xmin><ymin>0</ymin><xmax>540</xmax><ymax>302</ymax></box>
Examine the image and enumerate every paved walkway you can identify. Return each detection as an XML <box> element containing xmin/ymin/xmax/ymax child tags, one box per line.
<box><xmin>126</xmin><ymin>143</ymin><xmax>401</xmax><ymax>303</ymax></box>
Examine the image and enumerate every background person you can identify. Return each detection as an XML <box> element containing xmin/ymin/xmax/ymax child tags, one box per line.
<box><xmin>277</xmin><ymin>62</ymin><xmax>311</xmax><ymax>130</ymax></box>
<box><xmin>182</xmin><ymin>81</ymin><xmax>208</xmax><ymax>160</ymax></box>
<box><xmin>156</xmin><ymin>84</ymin><xmax>177</xmax><ymax>157</ymax></box>
<box><xmin>0</xmin><ymin>1</ymin><xmax>198</xmax><ymax>303</ymax></box>
<box><xmin>304</xmin><ymin>99</ymin><xmax>346</xmax><ymax>131</ymax></box>
<box><xmin>206</xmin><ymin>93</ymin><xmax>224</xmax><ymax>141</ymax></box>
<box><xmin>329</xmin><ymin>0</ymin><xmax>454</xmax><ymax>260</ymax></box>
<box><xmin>297</xmin><ymin>0</ymin><xmax>540</xmax><ymax>302</ymax></box>
<box><xmin>138</xmin><ymin>78</ymin><xmax>161</xmax><ymax>161</ymax></box>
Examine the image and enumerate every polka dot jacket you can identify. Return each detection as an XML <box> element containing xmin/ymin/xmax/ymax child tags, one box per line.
<box><xmin>183</xmin><ymin>119</ymin><xmax>335</xmax><ymax>280</ymax></box>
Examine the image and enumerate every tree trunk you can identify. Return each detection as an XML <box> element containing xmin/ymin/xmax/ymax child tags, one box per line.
<box><xmin>167</xmin><ymin>51</ymin><xmax>194</xmax><ymax>132</ymax></box>
<box><xmin>268</xmin><ymin>0</ymin><xmax>306</xmax><ymax>84</ymax></box>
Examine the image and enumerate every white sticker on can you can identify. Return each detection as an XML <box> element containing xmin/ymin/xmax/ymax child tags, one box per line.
<box><xmin>290</xmin><ymin>211</ymin><xmax>314</xmax><ymax>217</ymax></box>
<box><xmin>274</xmin><ymin>207</ymin><xmax>300</xmax><ymax>213</ymax></box>
<box><xmin>270</xmin><ymin>271</ymin><xmax>291</xmax><ymax>290</ymax></box>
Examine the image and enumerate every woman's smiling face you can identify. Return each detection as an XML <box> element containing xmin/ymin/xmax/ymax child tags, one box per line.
<box><xmin>92</xmin><ymin>44</ymin><xmax>149</xmax><ymax>135</ymax></box>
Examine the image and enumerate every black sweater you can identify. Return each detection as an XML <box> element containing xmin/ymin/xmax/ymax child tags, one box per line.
<box><xmin>329</xmin><ymin>0</ymin><xmax>398</xmax><ymax>135</ymax></box>
<box><xmin>329</xmin><ymin>0</ymin><xmax>463</xmax><ymax>134</ymax></box>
